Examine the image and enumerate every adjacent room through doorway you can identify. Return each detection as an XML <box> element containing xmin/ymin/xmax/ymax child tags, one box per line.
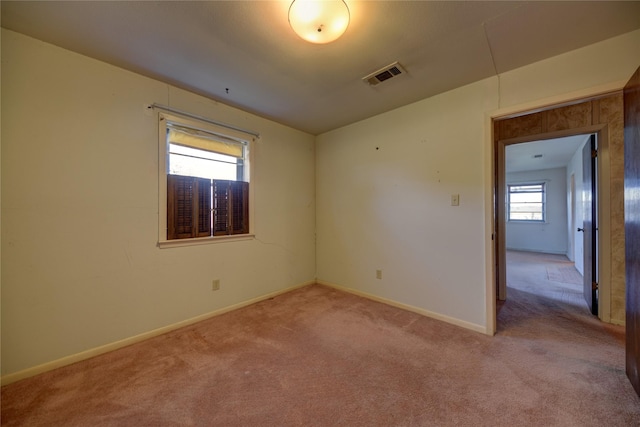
<box><xmin>503</xmin><ymin>135</ymin><xmax>594</xmax><ymax>315</ymax></box>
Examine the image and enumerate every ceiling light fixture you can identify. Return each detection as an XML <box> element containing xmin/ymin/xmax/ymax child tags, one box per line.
<box><xmin>288</xmin><ymin>0</ymin><xmax>350</xmax><ymax>44</ymax></box>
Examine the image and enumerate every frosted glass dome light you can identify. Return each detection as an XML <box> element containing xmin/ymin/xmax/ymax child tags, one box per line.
<box><xmin>288</xmin><ymin>0</ymin><xmax>350</xmax><ymax>44</ymax></box>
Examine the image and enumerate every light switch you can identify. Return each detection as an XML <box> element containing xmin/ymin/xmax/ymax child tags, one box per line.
<box><xmin>451</xmin><ymin>194</ymin><xmax>460</xmax><ymax>206</ymax></box>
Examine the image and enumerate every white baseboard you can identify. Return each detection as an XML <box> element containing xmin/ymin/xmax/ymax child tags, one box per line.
<box><xmin>506</xmin><ymin>247</ymin><xmax>569</xmax><ymax>256</ymax></box>
<box><xmin>1</xmin><ymin>281</ymin><xmax>314</xmax><ymax>386</ymax></box>
<box><xmin>316</xmin><ymin>280</ymin><xmax>488</xmax><ymax>335</ymax></box>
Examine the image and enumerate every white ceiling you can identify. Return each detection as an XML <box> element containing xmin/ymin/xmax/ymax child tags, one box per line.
<box><xmin>505</xmin><ymin>135</ymin><xmax>590</xmax><ymax>173</ymax></box>
<box><xmin>2</xmin><ymin>1</ymin><xmax>640</xmax><ymax>135</ymax></box>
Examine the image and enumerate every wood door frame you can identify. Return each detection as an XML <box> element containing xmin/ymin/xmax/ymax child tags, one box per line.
<box><xmin>489</xmin><ymin>92</ymin><xmax>626</xmax><ymax>333</ymax></box>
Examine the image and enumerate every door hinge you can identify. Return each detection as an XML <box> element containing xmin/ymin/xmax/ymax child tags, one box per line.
<box><xmin>592</xmin><ymin>281</ymin><xmax>599</xmax><ymax>291</ymax></box>
<box><xmin>592</xmin><ymin>149</ymin><xmax>598</xmax><ymax>158</ymax></box>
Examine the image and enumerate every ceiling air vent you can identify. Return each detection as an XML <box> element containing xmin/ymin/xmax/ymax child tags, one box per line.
<box><xmin>362</xmin><ymin>61</ymin><xmax>406</xmax><ymax>86</ymax></box>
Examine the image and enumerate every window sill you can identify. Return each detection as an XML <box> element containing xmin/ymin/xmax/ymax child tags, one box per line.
<box><xmin>158</xmin><ymin>234</ymin><xmax>255</xmax><ymax>249</ymax></box>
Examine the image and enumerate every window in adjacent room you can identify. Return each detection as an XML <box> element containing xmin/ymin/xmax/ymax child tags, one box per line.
<box><xmin>158</xmin><ymin>112</ymin><xmax>253</xmax><ymax>245</ymax></box>
<box><xmin>507</xmin><ymin>183</ymin><xmax>546</xmax><ymax>222</ymax></box>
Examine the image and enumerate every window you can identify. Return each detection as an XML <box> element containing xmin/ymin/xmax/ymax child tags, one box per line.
<box><xmin>158</xmin><ymin>112</ymin><xmax>253</xmax><ymax>245</ymax></box>
<box><xmin>508</xmin><ymin>183</ymin><xmax>545</xmax><ymax>221</ymax></box>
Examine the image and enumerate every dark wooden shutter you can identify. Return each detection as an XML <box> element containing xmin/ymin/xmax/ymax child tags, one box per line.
<box><xmin>230</xmin><ymin>181</ymin><xmax>249</xmax><ymax>235</ymax></box>
<box><xmin>195</xmin><ymin>177</ymin><xmax>212</xmax><ymax>237</ymax></box>
<box><xmin>213</xmin><ymin>180</ymin><xmax>249</xmax><ymax>235</ymax></box>
<box><xmin>167</xmin><ymin>175</ymin><xmax>195</xmax><ymax>239</ymax></box>
<box><xmin>167</xmin><ymin>175</ymin><xmax>212</xmax><ymax>240</ymax></box>
<box><xmin>213</xmin><ymin>180</ymin><xmax>230</xmax><ymax>236</ymax></box>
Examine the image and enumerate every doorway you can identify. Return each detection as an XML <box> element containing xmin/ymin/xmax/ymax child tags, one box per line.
<box><xmin>493</xmin><ymin>92</ymin><xmax>626</xmax><ymax>327</ymax></box>
<box><xmin>502</xmin><ymin>134</ymin><xmax>594</xmax><ymax>315</ymax></box>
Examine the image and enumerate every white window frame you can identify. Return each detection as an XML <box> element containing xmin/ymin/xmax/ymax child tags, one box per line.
<box><xmin>157</xmin><ymin>111</ymin><xmax>255</xmax><ymax>248</ymax></box>
<box><xmin>507</xmin><ymin>182</ymin><xmax>546</xmax><ymax>223</ymax></box>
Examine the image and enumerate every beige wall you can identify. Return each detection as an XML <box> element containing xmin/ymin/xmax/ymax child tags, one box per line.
<box><xmin>316</xmin><ymin>29</ymin><xmax>640</xmax><ymax>333</ymax></box>
<box><xmin>316</xmin><ymin>78</ymin><xmax>498</xmax><ymax>330</ymax></box>
<box><xmin>1</xmin><ymin>29</ymin><xmax>316</xmax><ymax>377</ymax></box>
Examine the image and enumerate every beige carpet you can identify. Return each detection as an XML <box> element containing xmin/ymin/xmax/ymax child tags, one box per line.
<box><xmin>547</xmin><ymin>265</ymin><xmax>583</xmax><ymax>285</ymax></box>
<box><xmin>2</xmin><ymin>268</ymin><xmax>639</xmax><ymax>425</ymax></box>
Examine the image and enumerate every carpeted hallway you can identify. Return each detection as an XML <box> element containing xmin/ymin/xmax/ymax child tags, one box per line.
<box><xmin>2</xmin><ymin>252</ymin><xmax>639</xmax><ymax>426</ymax></box>
<box><xmin>502</xmin><ymin>249</ymin><xmax>586</xmax><ymax>312</ymax></box>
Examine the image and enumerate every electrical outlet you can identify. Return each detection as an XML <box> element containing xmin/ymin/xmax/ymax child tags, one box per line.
<box><xmin>376</xmin><ymin>270</ymin><xmax>382</xmax><ymax>280</ymax></box>
<box><xmin>212</xmin><ymin>279</ymin><xmax>220</xmax><ymax>291</ymax></box>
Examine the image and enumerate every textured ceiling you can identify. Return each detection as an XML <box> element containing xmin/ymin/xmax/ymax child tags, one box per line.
<box><xmin>506</xmin><ymin>135</ymin><xmax>589</xmax><ymax>173</ymax></box>
<box><xmin>2</xmin><ymin>1</ymin><xmax>640</xmax><ymax>135</ymax></box>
